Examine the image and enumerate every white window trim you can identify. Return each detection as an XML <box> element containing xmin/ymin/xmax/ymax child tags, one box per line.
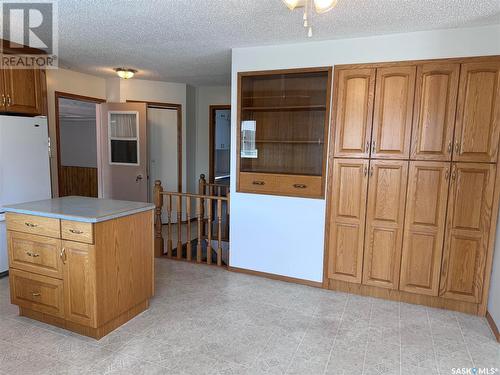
<box><xmin>108</xmin><ymin>111</ymin><xmax>140</xmax><ymax>166</ymax></box>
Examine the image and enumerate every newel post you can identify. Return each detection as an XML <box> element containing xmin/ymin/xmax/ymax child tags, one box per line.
<box><xmin>199</xmin><ymin>174</ymin><xmax>207</xmax><ymax>236</ymax></box>
<box><xmin>154</xmin><ymin>180</ymin><xmax>164</xmax><ymax>258</ymax></box>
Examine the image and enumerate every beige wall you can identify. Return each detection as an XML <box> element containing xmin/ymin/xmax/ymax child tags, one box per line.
<box><xmin>46</xmin><ymin>68</ymin><xmax>106</xmax><ymax>196</ymax></box>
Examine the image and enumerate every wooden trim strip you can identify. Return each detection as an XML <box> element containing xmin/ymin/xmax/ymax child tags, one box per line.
<box><xmin>228</xmin><ymin>266</ymin><xmax>323</xmax><ymax>288</ymax></box>
<box><xmin>486</xmin><ymin>311</ymin><xmax>500</xmax><ymax>343</ymax></box>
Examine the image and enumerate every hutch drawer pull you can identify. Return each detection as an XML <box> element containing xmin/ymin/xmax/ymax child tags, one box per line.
<box><xmin>32</xmin><ymin>292</ymin><xmax>41</xmax><ymax>297</ymax></box>
<box><xmin>25</xmin><ymin>251</ymin><xmax>40</xmax><ymax>258</ymax></box>
<box><xmin>252</xmin><ymin>181</ymin><xmax>265</xmax><ymax>186</ymax></box>
<box><xmin>293</xmin><ymin>184</ymin><xmax>307</xmax><ymax>189</ymax></box>
<box><xmin>69</xmin><ymin>229</ymin><xmax>84</xmax><ymax>234</ymax></box>
<box><xmin>24</xmin><ymin>222</ymin><xmax>38</xmax><ymax>228</ymax></box>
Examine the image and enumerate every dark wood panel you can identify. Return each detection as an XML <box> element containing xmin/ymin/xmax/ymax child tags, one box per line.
<box><xmin>59</xmin><ymin>166</ymin><xmax>98</xmax><ymax>198</ymax></box>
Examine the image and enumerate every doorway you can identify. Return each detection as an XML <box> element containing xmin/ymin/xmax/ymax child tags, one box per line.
<box><xmin>209</xmin><ymin>105</ymin><xmax>231</xmax><ymax>185</ymax></box>
<box><xmin>55</xmin><ymin>92</ymin><xmax>105</xmax><ymax>197</ymax></box>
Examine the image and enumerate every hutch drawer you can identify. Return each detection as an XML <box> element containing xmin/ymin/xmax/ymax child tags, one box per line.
<box><xmin>239</xmin><ymin>172</ymin><xmax>323</xmax><ymax>198</ymax></box>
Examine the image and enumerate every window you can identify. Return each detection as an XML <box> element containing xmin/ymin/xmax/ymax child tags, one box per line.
<box><xmin>108</xmin><ymin>111</ymin><xmax>139</xmax><ymax>165</ymax></box>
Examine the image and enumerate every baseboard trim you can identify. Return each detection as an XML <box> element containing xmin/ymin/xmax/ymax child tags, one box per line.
<box><xmin>228</xmin><ymin>266</ymin><xmax>322</xmax><ymax>288</ymax></box>
<box><xmin>486</xmin><ymin>311</ymin><xmax>500</xmax><ymax>342</ymax></box>
<box><xmin>0</xmin><ymin>270</ymin><xmax>8</xmax><ymax>278</ymax></box>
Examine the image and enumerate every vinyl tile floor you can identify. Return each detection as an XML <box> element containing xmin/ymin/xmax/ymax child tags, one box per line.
<box><xmin>0</xmin><ymin>259</ymin><xmax>498</xmax><ymax>374</ymax></box>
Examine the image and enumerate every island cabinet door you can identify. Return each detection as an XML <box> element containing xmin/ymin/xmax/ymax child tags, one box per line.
<box><xmin>363</xmin><ymin>160</ymin><xmax>408</xmax><ymax>289</ymax></box>
<box><xmin>453</xmin><ymin>61</ymin><xmax>500</xmax><ymax>163</ymax></box>
<box><xmin>62</xmin><ymin>240</ymin><xmax>97</xmax><ymax>328</ymax></box>
<box><xmin>327</xmin><ymin>158</ymin><xmax>369</xmax><ymax>283</ymax></box>
<box><xmin>410</xmin><ymin>63</ymin><xmax>460</xmax><ymax>161</ymax></box>
<box><xmin>399</xmin><ymin>161</ymin><xmax>451</xmax><ymax>296</ymax></box>
<box><xmin>371</xmin><ymin>66</ymin><xmax>416</xmax><ymax>159</ymax></box>
<box><xmin>333</xmin><ymin>68</ymin><xmax>376</xmax><ymax>158</ymax></box>
<box><xmin>439</xmin><ymin>163</ymin><xmax>496</xmax><ymax>303</ymax></box>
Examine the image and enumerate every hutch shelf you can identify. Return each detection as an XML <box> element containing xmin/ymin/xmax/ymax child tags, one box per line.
<box><xmin>237</xmin><ymin>67</ymin><xmax>332</xmax><ymax>198</ymax></box>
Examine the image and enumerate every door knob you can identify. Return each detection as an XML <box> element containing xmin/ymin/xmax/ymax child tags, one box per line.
<box><xmin>136</xmin><ymin>174</ymin><xmax>143</xmax><ymax>182</ymax></box>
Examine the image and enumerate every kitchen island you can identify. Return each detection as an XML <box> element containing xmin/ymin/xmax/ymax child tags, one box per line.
<box><xmin>2</xmin><ymin>196</ymin><xmax>155</xmax><ymax>339</ymax></box>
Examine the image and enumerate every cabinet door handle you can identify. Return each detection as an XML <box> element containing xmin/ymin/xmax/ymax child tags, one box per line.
<box><xmin>252</xmin><ymin>181</ymin><xmax>265</xmax><ymax>186</ymax></box>
<box><xmin>455</xmin><ymin>142</ymin><xmax>460</xmax><ymax>154</ymax></box>
<box><xmin>69</xmin><ymin>229</ymin><xmax>83</xmax><ymax>234</ymax></box>
<box><xmin>32</xmin><ymin>292</ymin><xmax>41</xmax><ymax>297</ymax></box>
<box><xmin>445</xmin><ymin>169</ymin><xmax>450</xmax><ymax>180</ymax></box>
<box><xmin>1</xmin><ymin>94</ymin><xmax>5</xmax><ymax>107</ymax></box>
<box><xmin>60</xmin><ymin>248</ymin><xmax>67</xmax><ymax>264</ymax></box>
<box><xmin>6</xmin><ymin>95</ymin><xmax>11</xmax><ymax>107</ymax></box>
<box><xmin>371</xmin><ymin>141</ymin><xmax>376</xmax><ymax>154</ymax></box>
<box><xmin>293</xmin><ymin>184</ymin><xmax>307</xmax><ymax>189</ymax></box>
<box><xmin>451</xmin><ymin>168</ymin><xmax>457</xmax><ymax>182</ymax></box>
<box><xmin>365</xmin><ymin>141</ymin><xmax>370</xmax><ymax>153</ymax></box>
<box><xmin>24</xmin><ymin>222</ymin><xmax>38</xmax><ymax>228</ymax></box>
<box><xmin>364</xmin><ymin>166</ymin><xmax>368</xmax><ymax>177</ymax></box>
<box><xmin>447</xmin><ymin>141</ymin><xmax>452</xmax><ymax>154</ymax></box>
<box><xmin>369</xmin><ymin>166</ymin><xmax>374</xmax><ymax>177</ymax></box>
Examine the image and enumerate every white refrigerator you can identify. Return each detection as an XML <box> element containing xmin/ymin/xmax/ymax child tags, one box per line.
<box><xmin>0</xmin><ymin>116</ymin><xmax>52</xmax><ymax>274</ymax></box>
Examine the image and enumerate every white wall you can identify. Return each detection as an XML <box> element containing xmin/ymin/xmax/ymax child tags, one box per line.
<box><xmin>46</xmin><ymin>69</ymin><xmax>106</xmax><ymax>196</ymax></box>
<box><xmin>230</xmin><ymin>24</ymin><xmax>500</xmax><ymax>283</ymax></box>
<box><xmin>194</xmin><ymin>86</ymin><xmax>231</xmax><ymax>183</ymax></box>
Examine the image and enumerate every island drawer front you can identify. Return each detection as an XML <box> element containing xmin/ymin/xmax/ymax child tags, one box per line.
<box><xmin>6</xmin><ymin>213</ymin><xmax>60</xmax><ymax>238</ymax></box>
<box><xmin>10</xmin><ymin>269</ymin><xmax>65</xmax><ymax>318</ymax></box>
<box><xmin>61</xmin><ymin>221</ymin><xmax>94</xmax><ymax>244</ymax></box>
<box><xmin>8</xmin><ymin>232</ymin><xmax>63</xmax><ymax>279</ymax></box>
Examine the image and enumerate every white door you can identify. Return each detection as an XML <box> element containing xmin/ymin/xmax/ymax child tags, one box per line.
<box><xmin>148</xmin><ymin>107</ymin><xmax>181</xmax><ymax>221</ymax></box>
<box><xmin>98</xmin><ymin>103</ymin><xmax>148</xmax><ymax>202</ymax></box>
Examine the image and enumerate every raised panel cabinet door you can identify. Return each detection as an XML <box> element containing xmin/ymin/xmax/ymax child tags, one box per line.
<box><xmin>411</xmin><ymin>63</ymin><xmax>460</xmax><ymax>161</ymax></box>
<box><xmin>372</xmin><ymin>66</ymin><xmax>416</xmax><ymax>159</ymax></box>
<box><xmin>333</xmin><ymin>68</ymin><xmax>375</xmax><ymax>158</ymax></box>
<box><xmin>363</xmin><ymin>160</ymin><xmax>409</xmax><ymax>289</ymax></box>
<box><xmin>62</xmin><ymin>240</ymin><xmax>97</xmax><ymax>327</ymax></box>
<box><xmin>454</xmin><ymin>61</ymin><xmax>500</xmax><ymax>162</ymax></box>
<box><xmin>440</xmin><ymin>163</ymin><xmax>496</xmax><ymax>303</ymax></box>
<box><xmin>327</xmin><ymin>158</ymin><xmax>369</xmax><ymax>283</ymax></box>
<box><xmin>400</xmin><ymin>161</ymin><xmax>450</xmax><ymax>296</ymax></box>
<box><xmin>2</xmin><ymin>67</ymin><xmax>43</xmax><ymax>115</ymax></box>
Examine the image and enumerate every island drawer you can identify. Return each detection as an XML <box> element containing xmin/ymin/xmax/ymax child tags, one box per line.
<box><xmin>10</xmin><ymin>269</ymin><xmax>65</xmax><ymax>318</ymax></box>
<box><xmin>8</xmin><ymin>232</ymin><xmax>63</xmax><ymax>279</ymax></box>
<box><xmin>6</xmin><ymin>213</ymin><xmax>60</xmax><ymax>238</ymax></box>
<box><xmin>61</xmin><ymin>220</ymin><xmax>94</xmax><ymax>244</ymax></box>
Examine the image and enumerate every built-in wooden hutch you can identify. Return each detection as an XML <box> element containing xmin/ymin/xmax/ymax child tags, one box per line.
<box><xmin>237</xmin><ymin>67</ymin><xmax>332</xmax><ymax>198</ymax></box>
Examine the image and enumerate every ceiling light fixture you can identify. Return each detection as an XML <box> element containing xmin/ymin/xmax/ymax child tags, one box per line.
<box><xmin>114</xmin><ymin>68</ymin><xmax>137</xmax><ymax>79</ymax></box>
<box><xmin>282</xmin><ymin>0</ymin><xmax>338</xmax><ymax>37</ymax></box>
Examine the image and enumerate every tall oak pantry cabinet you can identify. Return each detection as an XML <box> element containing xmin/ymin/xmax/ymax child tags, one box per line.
<box><xmin>325</xmin><ymin>56</ymin><xmax>500</xmax><ymax>315</ymax></box>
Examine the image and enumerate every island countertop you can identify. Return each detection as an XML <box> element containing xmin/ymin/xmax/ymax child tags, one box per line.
<box><xmin>2</xmin><ymin>196</ymin><xmax>155</xmax><ymax>223</ymax></box>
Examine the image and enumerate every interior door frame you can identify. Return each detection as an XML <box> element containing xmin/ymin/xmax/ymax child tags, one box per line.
<box><xmin>54</xmin><ymin>91</ymin><xmax>106</xmax><ymax>197</ymax></box>
<box><xmin>128</xmin><ymin>100</ymin><xmax>183</xmax><ymax>192</ymax></box>
<box><xmin>209</xmin><ymin>105</ymin><xmax>231</xmax><ymax>183</ymax></box>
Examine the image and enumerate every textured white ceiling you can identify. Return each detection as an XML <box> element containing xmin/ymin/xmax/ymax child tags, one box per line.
<box><xmin>56</xmin><ymin>0</ymin><xmax>500</xmax><ymax>86</ymax></box>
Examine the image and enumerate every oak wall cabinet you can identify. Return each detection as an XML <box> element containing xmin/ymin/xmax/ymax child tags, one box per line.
<box><xmin>237</xmin><ymin>67</ymin><xmax>332</xmax><ymax>198</ymax></box>
<box><xmin>0</xmin><ymin>67</ymin><xmax>45</xmax><ymax>116</ymax></box>
<box><xmin>325</xmin><ymin>56</ymin><xmax>500</xmax><ymax>316</ymax></box>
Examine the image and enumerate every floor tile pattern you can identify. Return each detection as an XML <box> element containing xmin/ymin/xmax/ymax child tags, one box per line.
<box><xmin>0</xmin><ymin>259</ymin><xmax>498</xmax><ymax>374</ymax></box>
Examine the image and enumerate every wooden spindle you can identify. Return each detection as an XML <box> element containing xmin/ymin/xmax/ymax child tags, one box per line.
<box><xmin>186</xmin><ymin>198</ymin><xmax>192</xmax><ymax>261</ymax></box>
<box><xmin>217</xmin><ymin>199</ymin><xmax>223</xmax><ymax>266</ymax></box>
<box><xmin>199</xmin><ymin>174</ymin><xmax>206</xmax><ymax>236</ymax></box>
<box><xmin>196</xmin><ymin>197</ymin><xmax>202</xmax><ymax>263</ymax></box>
<box><xmin>153</xmin><ymin>180</ymin><xmax>164</xmax><ymax>257</ymax></box>
<box><xmin>207</xmin><ymin>198</ymin><xmax>212</xmax><ymax>265</ymax></box>
<box><xmin>177</xmin><ymin>195</ymin><xmax>182</xmax><ymax>259</ymax></box>
<box><xmin>166</xmin><ymin>194</ymin><xmax>173</xmax><ymax>258</ymax></box>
